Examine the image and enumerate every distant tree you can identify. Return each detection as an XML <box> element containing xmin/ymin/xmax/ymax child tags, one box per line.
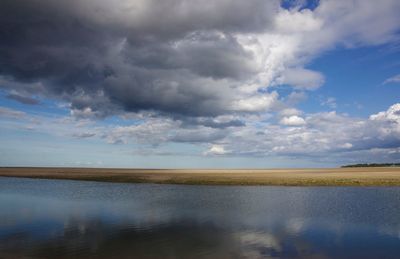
<box><xmin>341</xmin><ymin>163</ymin><xmax>400</xmax><ymax>168</ymax></box>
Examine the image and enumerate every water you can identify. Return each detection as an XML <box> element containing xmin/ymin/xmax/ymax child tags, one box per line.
<box><xmin>1</xmin><ymin>177</ymin><xmax>400</xmax><ymax>258</ymax></box>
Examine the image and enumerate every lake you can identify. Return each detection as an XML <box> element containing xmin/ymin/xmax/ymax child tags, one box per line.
<box><xmin>1</xmin><ymin>177</ymin><xmax>400</xmax><ymax>258</ymax></box>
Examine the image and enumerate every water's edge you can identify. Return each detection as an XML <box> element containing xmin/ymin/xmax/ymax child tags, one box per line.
<box><xmin>1</xmin><ymin>173</ymin><xmax>400</xmax><ymax>187</ymax></box>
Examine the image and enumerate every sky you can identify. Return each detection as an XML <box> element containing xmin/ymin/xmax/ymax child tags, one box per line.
<box><xmin>0</xmin><ymin>0</ymin><xmax>400</xmax><ymax>168</ymax></box>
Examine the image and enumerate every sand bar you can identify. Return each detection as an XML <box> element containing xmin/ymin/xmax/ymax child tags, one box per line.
<box><xmin>1</xmin><ymin>167</ymin><xmax>400</xmax><ymax>186</ymax></box>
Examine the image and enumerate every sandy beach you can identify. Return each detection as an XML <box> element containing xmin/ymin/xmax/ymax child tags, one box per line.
<box><xmin>1</xmin><ymin>167</ymin><xmax>400</xmax><ymax>186</ymax></box>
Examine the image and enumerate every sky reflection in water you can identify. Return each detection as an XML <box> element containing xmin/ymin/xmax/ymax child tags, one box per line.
<box><xmin>1</xmin><ymin>177</ymin><xmax>400</xmax><ymax>258</ymax></box>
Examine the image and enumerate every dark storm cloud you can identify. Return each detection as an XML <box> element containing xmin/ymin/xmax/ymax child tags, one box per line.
<box><xmin>124</xmin><ymin>31</ymin><xmax>257</xmax><ymax>80</ymax></box>
<box><xmin>0</xmin><ymin>0</ymin><xmax>279</xmax><ymax>118</ymax></box>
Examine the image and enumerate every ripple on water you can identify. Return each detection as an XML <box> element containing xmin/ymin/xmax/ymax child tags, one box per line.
<box><xmin>1</xmin><ymin>177</ymin><xmax>400</xmax><ymax>258</ymax></box>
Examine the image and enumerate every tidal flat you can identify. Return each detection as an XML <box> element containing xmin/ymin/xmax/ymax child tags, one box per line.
<box><xmin>1</xmin><ymin>167</ymin><xmax>400</xmax><ymax>186</ymax></box>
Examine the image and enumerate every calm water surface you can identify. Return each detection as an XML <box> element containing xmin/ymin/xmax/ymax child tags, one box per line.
<box><xmin>1</xmin><ymin>177</ymin><xmax>400</xmax><ymax>258</ymax></box>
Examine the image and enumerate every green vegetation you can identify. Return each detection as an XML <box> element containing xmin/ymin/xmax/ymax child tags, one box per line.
<box><xmin>342</xmin><ymin>163</ymin><xmax>400</xmax><ymax>168</ymax></box>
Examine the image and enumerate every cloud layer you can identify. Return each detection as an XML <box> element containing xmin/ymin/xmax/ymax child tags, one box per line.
<box><xmin>1</xmin><ymin>0</ymin><xmax>399</xmax><ymax>118</ymax></box>
<box><xmin>0</xmin><ymin>0</ymin><xmax>400</xmax><ymax>165</ymax></box>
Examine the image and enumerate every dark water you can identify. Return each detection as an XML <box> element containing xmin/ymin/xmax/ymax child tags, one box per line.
<box><xmin>1</xmin><ymin>177</ymin><xmax>400</xmax><ymax>258</ymax></box>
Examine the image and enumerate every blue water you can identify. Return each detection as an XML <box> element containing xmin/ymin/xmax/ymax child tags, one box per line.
<box><xmin>1</xmin><ymin>177</ymin><xmax>400</xmax><ymax>258</ymax></box>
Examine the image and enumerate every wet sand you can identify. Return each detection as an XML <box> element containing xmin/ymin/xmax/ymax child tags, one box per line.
<box><xmin>1</xmin><ymin>167</ymin><xmax>400</xmax><ymax>186</ymax></box>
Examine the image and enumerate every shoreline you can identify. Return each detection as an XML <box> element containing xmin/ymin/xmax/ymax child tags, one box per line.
<box><xmin>1</xmin><ymin>167</ymin><xmax>400</xmax><ymax>186</ymax></box>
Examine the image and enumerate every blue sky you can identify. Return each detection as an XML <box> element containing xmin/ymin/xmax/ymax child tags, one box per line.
<box><xmin>0</xmin><ymin>0</ymin><xmax>399</xmax><ymax>168</ymax></box>
<box><xmin>306</xmin><ymin>45</ymin><xmax>400</xmax><ymax>116</ymax></box>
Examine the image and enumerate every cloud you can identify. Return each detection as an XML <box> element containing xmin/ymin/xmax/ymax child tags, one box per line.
<box><xmin>71</xmin><ymin>132</ymin><xmax>96</xmax><ymax>138</ymax></box>
<box><xmin>383</xmin><ymin>74</ymin><xmax>400</xmax><ymax>85</ymax></box>
<box><xmin>195</xmin><ymin>103</ymin><xmax>400</xmax><ymax>160</ymax></box>
<box><xmin>285</xmin><ymin>91</ymin><xmax>307</xmax><ymax>106</ymax></box>
<box><xmin>369</xmin><ymin>103</ymin><xmax>400</xmax><ymax>122</ymax></box>
<box><xmin>6</xmin><ymin>93</ymin><xmax>40</xmax><ymax>105</ymax></box>
<box><xmin>0</xmin><ymin>106</ymin><xmax>26</xmax><ymax>119</ymax></box>
<box><xmin>0</xmin><ymin>0</ymin><xmax>399</xmax><ymax>120</ymax></box>
<box><xmin>230</xmin><ymin>92</ymin><xmax>278</xmax><ymax>112</ymax></box>
<box><xmin>105</xmin><ymin>117</ymin><xmax>229</xmax><ymax>145</ymax></box>
<box><xmin>170</xmin><ymin>128</ymin><xmax>227</xmax><ymax>143</ymax></box>
<box><xmin>205</xmin><ymin>145</ymin><xmax>229</xmax><ymax>155</ymax></box>
<box><xmin>105</xmin><ymin>118</ymin><xmax>176</xmax><ymax>145</ymax></box>
<box><xmin>1</xmin><ymin>102</ymin><xmax>399</xmax><ymax>164</ymax></box>
<box><xmin>1</xmin><ymin>0</ymin><xmax>400</xmax><ymax>166</ymax></box>
<box><xmin>314</xmin><ymin>0</ymin><xmax>400</xmax><ymax>47</ymax></box>
<box><xmin>275</xmin><ymin>68</ymin><xmax>325</xmax><ymax>90</ymax></box>
<box><xmin>0</xmin><ymin>0</ymin><xmax>279</xmax><ymax>118</ymax></box>
<box><xmin>274</xmin><ymin>7</ymin><xmax>323</xmax><ymax>34</ymax></box>
<box><xmin>279</xmin><ymin>108</ymin><xmax>302</xmax><ymax>117</ymax></box>
<box><xmin>192</xmin><ymin>118</ymin><xmax>245</xmax><ymax>129</ymax></box>
<box><xmin>280</xmin><ymin>115</ymin><xmax>306</xmax><ymax>126</ymax></box>
<box><xmin>321</xmin><ymin>97</ymin><xmax>337</xmax><ymax>109</ymax></box>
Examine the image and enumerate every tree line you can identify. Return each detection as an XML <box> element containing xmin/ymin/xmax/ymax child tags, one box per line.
<box><xmin>341</xmin><ymin>163</ymin><xmax>400</xmax><ymax>168</ymax></box>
